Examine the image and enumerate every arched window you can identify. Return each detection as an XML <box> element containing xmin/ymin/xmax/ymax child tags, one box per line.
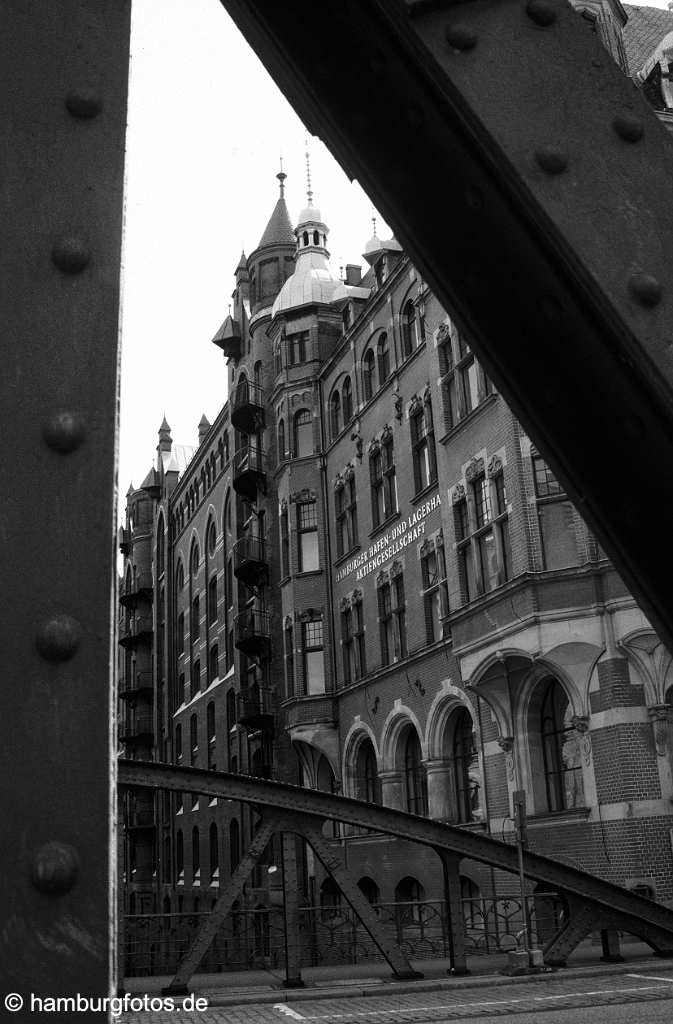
<box><xmin>176</xmin><ymin>830</ymin><xmax>184</xmax><ymax>879</ymax></box>
<box><xmin>402</xmin><ymin>727</ymin><xmax>427</xmax><ymax>816</ymax></box>
<box><xmin>401</xmin><ymin>300</ymin><xmax>415</xmax><ymax>357</ymax></box>
<box><xmin>302</xmin><ymin>230</ymin><xmax>309</xmax><ymax>247</ymax></box>
<box><xmin>190</xmin><ymin>541</ymin><xmax>199</xmax><ymax>579</ymax></box>
<box><xmin>330</xmin><ymin>389</ymin><xmax>341</xmax><ymax>439</ymax></box>
<box><xmin>207</xmin><ymin>520</ymin><xmax>216</xmax><ymax>558</ymax></box>
<box><xmin>177</xmin><ymin>562</ymin><xmax>184</xmax><ymax>591</ymax></box>
<box><xmin>313</xmin><ymin>229</ymin><xmax>320</xmax><ymax>245</ymax></box>
<box><xmin>209</xmin><ymin>823</ymin><xmax>219</xmax><ymax>880</ymax></box>
<box><xmin>226</xmin><ymin>688</ymin><xmax>237</xmax><ymax>733</ymax></box>
<box><xmin>157</xmin><ymin>514</ymin><xmax>165</xmax><ymax>576</ymax></box>
<box><xmin>175</xmin><ymin>723</ymin><xmax>182</xmax><ymax>762</ymax></box>
<box><xmin>278</xmin><ymin>419</ymin><xmax>285</xmax><ymax>460</ymax></box>
<box><xmin>207</xmin><ymin>701</ymin><xmax>216</xmax><ymax>769</ymax></box>
<box><xmin>362</xmin><ymin>349</ymin><xmax>375</xmax><ymax>401</ymax></box>
<box><xmin>342</xmin><ymin>376</ymin><xmax>353</xmax><ymax>423</ymax></box>
<box><xmin>190</xmin><ymin>714</ymin><xmax>198</xmax><ymax>765</ymax></box>
<box><xmin>192</xmin><ymin>827</ymin><xmax>200</xmax><ymax>881</ymax></box>
<box><xmin>529</xmin><ymin>678</ymin><xmax>585</xmax><ymax>813</ymax></box>
<box><xmin>355</xmin><ymin>739</ymin><xmax>381</xmax><ymax>804</ymax></box>
<box><xmin>358</xmin><ymin>877</ymin><xmax>379</xmax><ymax>904</ymax></box>
<box><xmin>320</xmin><ymin>877</ymin><xmax>341</xmax><ymax>920</ymax></box>
<box><xmin>460</xmin><ymin>876</ymin><xmax>481</xmax><ymax>928</ymax></box>
<box><xmin>294</xmin><ymin>409</ymin><xmax>312</xmax><ymax>458</ymax></box>
<box><xmin>394</xmin><ymin>876</ymin><xmax>425</xmax><ymax>923</ymax></box>
<box><xmin>377</xmin><ymin>332</ymin><xmax>390</xmax><ymax>383</ymax></box>
<box><xmin>254</xmin><ymin>360</ymin><xmax>262</xmax><ymax>387</ymax></box>
<box><xmin>229</xmin><ymin>818</ymin><xmax>240</xmax><ymax>870</ymax></box>
<box><xmin>453</xmin><ymin>708</ymin><xmax>481</xmax><ymax>823</ymax></box>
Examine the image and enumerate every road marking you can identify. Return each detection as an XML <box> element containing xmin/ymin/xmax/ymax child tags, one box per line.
<box><xmin>294</xmin><ymin>984</ymin><xmax>673</xmax><ymax>1020</ymax></box>
<box><xmin>627</xmin><ymin>973</ymin><xmax>673</xmax><ymax>983</ymax></box>
<box><xmin>274</xmin><ymin>1004</ymin><xmax>306</xmax><ymax>1020</ymax></box>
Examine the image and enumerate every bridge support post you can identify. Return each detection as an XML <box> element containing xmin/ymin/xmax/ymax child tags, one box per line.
<box><xmin>437</xmin><ymin>850</ymin><xmax>469</xmax><ymax>976</ymax></box>
<box><xmin>543</xmin><ymin>894</ymin><xmax>599</xmax><ymax>967</ymax></box>
<box><xmin>302</xmin><ymin>820</ymin><xmax>422</xmax><ymax>980</ymax></box>
<box><xmin>163</xmin><ymin>814</ymin><xmax>280</xmax><ymax>995</ymax></box>
<box><xmin>281</xmin><ymin>832</ymin><xmax>304</xmax><ymax>988</ymax></box>
<box><xmin>600</xmin><ymin>928</ymin><xmax>624</xmax><ymax>963</ymax></box>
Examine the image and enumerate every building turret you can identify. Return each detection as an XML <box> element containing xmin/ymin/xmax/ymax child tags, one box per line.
<box><xmin>247</xmin><ymin>168</ymin><xmax>296</xmax><ymax>316</ymax></box>
<box><xmin>198</xmin><ymin>413</ymin><xmax>211</xmax><ymax>445</ymax></box>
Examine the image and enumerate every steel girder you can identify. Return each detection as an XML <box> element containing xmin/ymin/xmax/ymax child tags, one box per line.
<box><xmin>0</xmin><ymin>1</ymin><xmax>130</xmax><ymax>1010</ymax></box>
<box><xmin>119</xmin><ymin>760</ymin><xmax>673</xmax><ymax>961</ymax></box>
<box><xmin>219</xmin><ymin>0</ymin><xmax>673</xmax><ymax>652</ymax></box>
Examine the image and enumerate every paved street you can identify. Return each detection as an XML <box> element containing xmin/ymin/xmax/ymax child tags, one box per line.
<box><xmin>120</xmin><ymin>967</ymin><xmax>673</xmax><ymax>1023</ymax></box>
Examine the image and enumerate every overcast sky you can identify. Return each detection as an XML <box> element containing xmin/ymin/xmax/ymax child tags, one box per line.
<box><xmin>119</xmin><ymin>0</ymin><xmax>669</xmax><ymax>502</ymax></box>
<box><xmin>119</xmin><ymin>0</ymin><xmax>391</xmax><ymax>499</ymax></box>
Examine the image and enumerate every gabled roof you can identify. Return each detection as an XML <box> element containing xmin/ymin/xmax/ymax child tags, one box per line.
<box><xmin>623</xmin><ymin>4</ymin><xmax>673</xmax><ymax>77</ymax></box>
<box><xmin>257</xmin><ymin>195</ymin><xmax>295</xmax><ymax>249</ymax></box>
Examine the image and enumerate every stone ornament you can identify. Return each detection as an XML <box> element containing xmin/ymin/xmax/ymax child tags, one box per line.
<box><xmin>648</xmin><ymin>705</ymin><xmax>673</xmax><ymax>757</ymax></box>
<box><xmin>488</xmin><ymin>454</ymin><xmax>503</xmax><ymax>478</ymax></box>
<box><xmin>452</xmin><ymin>483</ymin><xmax>466</xmax><ymax>505</ymax></box>
<box><xmin>465</xmin><ymin>457</ymin><xmax>485</xmax><ymax>483</ymax></box>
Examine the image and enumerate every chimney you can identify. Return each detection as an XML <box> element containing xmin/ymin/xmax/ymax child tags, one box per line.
<box><xmin>345</xmin><ymin>264</ymin><xmax>362</xmax><ymax>286</ymax></box>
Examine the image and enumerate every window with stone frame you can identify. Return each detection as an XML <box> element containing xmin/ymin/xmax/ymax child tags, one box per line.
<box><xmin>284</xmin><ymin>619</ymin><xmax>294</xmax><ymax>697</ymax></box>
<box><xmin>177</xmin><ymin>611</ymin><xmax>185</xmax><ymax>654</ymax></box>
<box><xmin>437</xmin><ymin>324</ymin><xmax>492</xmax><ymax>433</ymax></box>
<box><xmin>189</xmin><ymin>713</ymin><xmax>198</xmax><ymax>765</ymax></box>
<box><xmin>280</xmin><ymin>501</ymin><xmax>289</xmax><ymax>578</ymax></box>
<box><xmin>208</xmin><ymin>643</ymin><xmax>219</xmax><ymax>684</ymax></box>
<box><xmin>531</xmin><ymin>451</ymin><xmax>580</xmax><ymax>570</ymax></box>
<box><xmin>370</xmin><ymin>428</ymin><xmax>397</xmax><ymax>530</ymax></box>
<box><xmin>401</xmin><ymin>299</ymin><xmax>416</xmax><ymax>358</ymax></box>
<box><xmin>209</xmin><ymin>823</ymin><xmax>219</xmax><ymax>881</ymax></box>
<box><xmin>330</xmin><ymin>388</ymin><xmax>341</xmax><ymax>439</ymax></box>
<box><xmin>453</xmin><ymin>457</ymin><xmax>511</xmax><ymax>604</ymax></box>
<box><xmin>297</xmin><ymin>498</ymin><xmax>319</xmax><ymax>572</ymax></box>
<box><xmin>301</xmin><ymin>616</ymin><xmax>325</xmax><ymax>695</ymax></box>
<box><xmin>362</xmin><ymin>348</ymin><xmax>375</xmax><ymax>401</ymax></box>
<box><xmin>287</xmin><ymin>329</ymin><xmax>308</xmax><ymax>365</ymax></box>
<box><xmin>190</xmin><ymin>658</ymin><xmax>200</xmax><ymax>700</ymax></box>
<box><xmin>410</xmin><ymin>394</ymin><xmax>437</xmax><ymax>494</ymax></box>
<box><xmin>377</xmin><ymin>332</ymin><xmax>390</xmax><ymax>383</ymax></box>
<box><xmin>207</xmin><ymin>701</ymin><xmax>216</xmax><ymax>770</ymax></box>
<box><xmin>274</xmin><ymin>340</ymin><xmax>282</xmax><ymax>377</ymax></box>
<box><xmin>341</xmin><ymin>592</ymin><xmax>366</xmax><ymax>685</ymax></box>
<box><xmin>294</xmin><ymin>408</ymin><xmax>313</xmax><ymax>458</ymax></box>
<box><xmin>377</xmin><ymin>566</ymin><xmax>406</xmax><ymax>664</ymax></box>
<box><xmin>278</xmin><ymin>418</ymin><xmax>285</xmax><ymax>461</ymax></box>
<box><xmin>420</xmin><ymin>535</ymin><xmax>449</xmax><ymax>644</ymax></box>
<box><xmin>191</xmin><ymin>594</ymin><xmax>200</xmax><ymax>643</ymax></box>
<box><xmin>207</xmin><ymin>574</ymin><xmax>217</xmax><ymax>626</ymax></box>
<box><xmin>342</xmin><ymin>376</ymin><xmax>353</xmax><ymax>424</ymax></box>
<box><xmin>378</xmin><ymin>576</ymin><xmax>393</xmax><ymax>666</ymax></box>
<box><xmin>335</xmin><ymin>470</ymin><xmax>358</xmax><ymax>558</ymax></box>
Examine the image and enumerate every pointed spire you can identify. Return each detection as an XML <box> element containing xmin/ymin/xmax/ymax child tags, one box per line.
<box><xmin>198</xmin><ymin>414</ymin><xmax>211</xmax><ymax>445</ymax></box>
<box><xmin>256</xmin><ymin>169</ymin><xmax>295</xmax><ymax>249</ymax></box>
<box><xmin>277</xmin><ymin>156</ymin><xmax>286</xmax><ymax>198</ymax></box>
<box><xmin>158</xmin><ymin>415</ymin><xmax>172</xmax><ymax>453</ymax></box>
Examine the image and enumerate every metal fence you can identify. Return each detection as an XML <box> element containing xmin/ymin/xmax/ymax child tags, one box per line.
<box><xmin>123</xmin><ymin>893</ymin><xmax>565</xmax><ymax>977</ymax></box>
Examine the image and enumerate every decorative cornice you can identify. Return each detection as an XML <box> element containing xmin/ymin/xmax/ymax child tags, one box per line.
<box><xmin>465</xmin><ymin>457</ymin><xmax>485</xmax><ymax>483</ymax></box>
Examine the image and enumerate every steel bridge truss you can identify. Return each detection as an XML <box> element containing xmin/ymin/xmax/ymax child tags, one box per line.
<box><xmin>119</xmin><ymin>760</ymin><xmax>673</xmax><ymax>992</ymax></box>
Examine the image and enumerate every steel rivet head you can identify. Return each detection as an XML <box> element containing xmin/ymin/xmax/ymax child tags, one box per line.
<box><xmin>31</xmin><ymin>842</ymin><xmax>79</xmax><ymax>895</ymax></box>
<box><xmin>526</xmin><ymin>0</ymin><xmax>557</xmax><ymax>26</ymax></box>
<box><xmin>51</xmin><ymin>238</ymin><xmax>90</xmax><ymax>274</ymax></box>
<box><xmin>36</xmin><ymin>615</ymin><xmax>82</xmax><ymax>662</ymax></box>
<box><xmin>628</xmin><ymin>272</ymin><xmax>662</xmax><ymax>308</ymax></box>
<box><xmin>65</xmin><ymin>93</ymin><xmax>102</xmax><ymax>119</ymax></box>
<box><xmin>445</xmin><ymin>24</ymin><xmax>478</xmax><ymax>52</ymax></box>
<box><xmin>613</xmin><ymin>115</ymin><xmax>644</xmax><ymax>143</ymax></box>
<box><xmin>535</xmin><ymin>148</ymin><xmax>568</xmax><ymax>174</ymax></box>
<box><xmin>42</xmin><ymin>412</ymin><xmax>85</xmax><ymax>453</ymax></box>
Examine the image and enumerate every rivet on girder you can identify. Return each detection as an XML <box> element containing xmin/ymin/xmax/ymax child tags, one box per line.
<box><xmin>31</xmin><ymin>842</ymin><xmax>79</xmax><ymax>895</ymax></box>
<box><xmin>445</xmin><ymin>24</ymin><xmax>478</xmax><ymax>52</ymax></box>
<box><xmin>612</xmin><ymin>115</ymin><xmax>644</xmax><ymax>143</ymax></box>
<box><xmin>628</xmin><ymin>272</ymin><xmax>662</xmax><ymax>308</ymax></box>
<box><xmin>36</xmin><ymin>615</ymin><xmax>82</xmax><ymax>662</ymax></box>
<box><xmin>535</xmin><ymin>148</ymin><xmax>568</xmax><ymax>174</ymax></box>
<box><xmin>52</xmin><ymin>238</ymin><xmax>90</xmax><ymax>274</ymax></box>
<box><xmin>65</xmin><ymin>93</ymin><xmax>102</xmax><ymax>119</ymax></box>
<box><xmin>42</xmin><ymin>412</ymin><xmax>85</xmax><ymax>453</ymax></box>
<box><xmin>526</xmin><ymin>0</ymin><xmax>557</xmax><ymax>27</ymax></box>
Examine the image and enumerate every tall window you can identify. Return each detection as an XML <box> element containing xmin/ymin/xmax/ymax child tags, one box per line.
<box><xmin>157</xmin><ymin>514</ymin><xmax>165</xmax><ymax>576</ymax></box>
<box><xmin>209</xmin><ymin>823</ymin><xmax>219</xmax><ymax>881</ymax></box>
<box><xmin>356</xmin><ymin>739</ymin><xmax>381</xmax><ymax>803</ymax></box>
<box><xmin>362</xmin><ymin>349</ymin><xmax>375</xmax><ymax>401</ymax></box>
<box><xmin>378</xmin><ymin>580</ymin><xmax>393</xmax><ymax>666</ymax></box>
<box><xmin>280</xmin><ymin>503</ymin><xmax>289</xmax><ymax>577</ymax></box>
<box><xmin>370</xmin><ymin>434</ymin><xmax>396</xmax><ymax>529</ymax></box>
<box><xmin>278</xmin><ymin>418</ymin><xmax>285</xmax><ymax>460</ymax></box>
<box><xmin>378</xmin><ymin>571</ymin><xmax>406</xmax><ymax>663</ymax></box>
<box><xmin>342</xmin><ymin>376</ymin><xmax>353</xmax><ymax>423</ymax></box>
<box><xmin>207</xmin><ymin>575</ymin><xmax>217</xmax><ymax>625</ymax></box>
<box><xmin>176</xmin><ymin>830</ymin><xmax>184</xmax><ymax>880</ymax></box>
<box><xmin>284</xmin><ymin>621</ymin><xmax>295</xmax><ymax>696</ymax></box>
<box><xmin>377</xmin><ymin>332</ymin><xmax>390</xmax><ymax>383</ymax></box>
<box><xmin>439</xmin><ymin>328</ymin><xmax>491</xmax><ymax>432</ymax></box>
<box><xmin>177</xmin><ymin>611</ymin><xmax>185</xmax><ymax>654</ymax></box>
<box><xmin>330</xmin><ymin>389</ymin><xmax>341</xmax><ymax>439</ymax></box>
<box><xmin>294</xmin><ymin>409</ymin><xmax>313</xmax><ymax>457</ymax></box>
<box><xmin>342</xmin><ymin>598</ymin><xmax>365</xmax><ymax>684</ymax></box>
<box><xmin>454</xmin><ymin>463</ymin><xmax>511</xmax><ymax>603</ymax></box>
<box><xmin>410</xmin><ymin>399</ymin><xmax>437</xmax><ymax>494</ymax></box>
<box><xmin>209</xmin><ymin>643</ymin><xmax>219</xmax><ymax>683</ymax></box>
<box><xmin>392</xmin><ymin>572</ymin><xmax>407</xmax><ymax>659</ymax></box>
<box><xmin>190</xmin><ymin>714</ymin><xmax>198</xmax><ymax>765</ymax></box>
<box><xmin>191</xmin><ymin>658</ymin><xmax>200</xmax><ymax>699</ymax></box>
<box><xmin>403</xmin><ymin>729</ymin><xmax>427</xmax><ymax>816</ymax></box>
<box><xmin>421</xmin><ymin>540</ymin><xmax>448</xmax><ymax>644</ymax></box>
<box><xmin>335</xmin><ymin>477</ymin><xmax>357</xmax><ymax>558</ymax></box>
<box><xmin>297</xmin><ymin>500</ymin><xmax>319</xmax><ymax>572</ymax></box>
<box><xmin>288</xmin><ymin>330</ymin><xmax>308</xmax><ymax>365</ymax></box>
<box><xmin>538</xmin><ymin>679</ymin><xmax>585</xmax><ymax>812</ymax></box>
<box><xmin>207</xmin><ymin>701</ymin><xmax>216</xmax><ymax>770</ymax></box>
<box><xmin>191</xmin><ymin>595</ymin><xmax>200</xmax><ymax>643</ymax></box>
<box><xmin>532</xmin><ymin>453</ymin><xmax>579</xmax><ymax>570</ymax></box>
<box><xmin>226</xmin><ymin>688</ymin><xmax>236</xmax><ymax>733</ymax></box>
<box><xmin>192</xmin><ymin>827</ymin><xmax>200</xmax><ymax>882</ymax></box>
<box><xmin>175</xmin><ymin>723</ymin><xmax>183</xmax><ymax>763</ymax></box>
<box><xmin>453</xmin><ymin>709</ymin><xmax>481</xmax><ymax>823</ymax></box>
<box><xmin>302</xmin><ymin>618</ymin><xmax>325</xmax><ymax>694</ymax></box>
<box><xmin>401</xmin><ymin>300</ymin><xmax>415</xmax><ymax>357</ymax></box>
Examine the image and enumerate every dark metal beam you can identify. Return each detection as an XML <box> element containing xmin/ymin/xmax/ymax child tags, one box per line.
<box><xmin>219</xmin><ymin>0</ymin><xmax>673</xmax><ymax>650</ymax></box>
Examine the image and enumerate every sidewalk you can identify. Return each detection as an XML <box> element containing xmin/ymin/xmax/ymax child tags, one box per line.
<box><xmin>123</xmin><ymin>940</ymin><xmax>673</xmax><ymax>1007</ymax></box>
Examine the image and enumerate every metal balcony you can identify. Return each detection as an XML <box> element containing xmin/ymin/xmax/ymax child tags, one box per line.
<box><xmin>232</xmin><ymin>443</ymin><xmax>266</xmax><ymax>501</ymax></box>
<box><xmin>231</xmin><ymin>378</ymin><xmax>265</xmax><ymax>434</ymax></box>
<box><xmin>233</xmin><ymin>535</ymin><xmax>269</xmax><ymax>588</ymax></box>
<box><xmin>118</xmin><ymin>613</ymin><xmax>153</xmax><ymax>648</ymax></box>
<box><xmin>118</xmin><ymin>671</ymin><xmax>153</xmax><ymax>701</ymax></box>
<box><xmin>119</xmin><ymin>713</ymin><xmax>154</xmax><ymax>745</ymax></box>
<box><xmin>234</xmin><ymin>608</ymin><xmax>271</xmax><ymax>660</ymax></box>
<box><xmin>119</xmin><ymin>571</ymin><xmax>153</xmax><ymax>607</ymax></box>
<box><xmin>237</xmin><ymin>686</ymin><xmax>274</xmax><ymax>732</ymax></box>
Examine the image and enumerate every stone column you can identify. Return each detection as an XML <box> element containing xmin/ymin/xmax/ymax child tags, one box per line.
<box><xmin>424</xmin><ymin>759</ymin><xmax>456</xmax><ymax>821</ymax></box>
<box><xmin>379</xmin><ymin>770</ymin><xmax>405</xmax><ymax>811</ymax></box>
